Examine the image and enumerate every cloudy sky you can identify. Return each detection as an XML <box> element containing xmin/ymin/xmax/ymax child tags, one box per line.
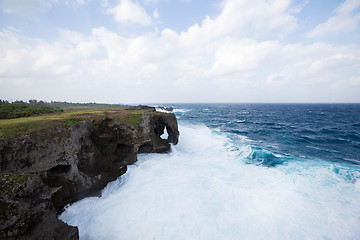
<box><xmin>0</xmin><ymin>0</ymin><xmax>360</xmax><ymax>103</ymax></box>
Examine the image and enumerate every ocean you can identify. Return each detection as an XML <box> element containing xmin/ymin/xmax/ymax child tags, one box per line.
<box><xmin>60</xmin><ymin>104</ymin><xmax>360</xmax><ymax>240</ymax></box>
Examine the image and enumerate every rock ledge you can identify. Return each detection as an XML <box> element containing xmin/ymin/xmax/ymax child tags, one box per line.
<box><xmin>0</xmin><ymin>110</ymin><xmax>179</xmax><ymax>239</ymax></box>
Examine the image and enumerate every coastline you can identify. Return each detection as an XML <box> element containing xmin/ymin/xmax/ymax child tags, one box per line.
<box><xmin>0</xmin><ymin>107</ymin><xmax>179</xmax><ymax>239</ymax></box>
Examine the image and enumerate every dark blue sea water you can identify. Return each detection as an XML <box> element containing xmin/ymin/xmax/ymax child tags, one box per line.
<box><xmin>60</xmin><ymin>104</ymin><xmax>360</xmax><ymax>240</ymax></box>
<box><xmin>172</xmin><ymin>103</ymin><xmax>360</xmax><ymax>166</ymax></box>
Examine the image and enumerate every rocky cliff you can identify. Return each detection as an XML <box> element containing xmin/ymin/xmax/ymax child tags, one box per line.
<box><xmin>0</xmin><ymin>109</ymin><xmax>179</xmax><ymax>239</ymax></box>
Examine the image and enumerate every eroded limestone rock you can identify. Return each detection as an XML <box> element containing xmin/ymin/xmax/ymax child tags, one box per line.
<box><xmin>0</xmin><ymin>111</ymin><xmax>179</xmax><ymax>239</ymax></box>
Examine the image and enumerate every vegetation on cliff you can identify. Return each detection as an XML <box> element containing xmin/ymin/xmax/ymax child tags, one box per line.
<box><xmin>0</xmin><ymin>99</ymin><xmax>136</xmax><ymax>120</ymax></box>
<box><xmin>0</xmin><ymin>105</ymin><xmax>179</xmax><ymax>239</ymax></box>
<box><xmin>42</xmin><ymin>100</ymin><xmax>129</xmax><ymax>109</ymax></box>
<box><xmin>0</xmin><ymin>100</ymin><xmax>63</xmax><ymax>119</ymax></box>
<box><xmin>0</xmin><ymin>107</ymin><xmax>170</xmax><ymax>141</ymax></box>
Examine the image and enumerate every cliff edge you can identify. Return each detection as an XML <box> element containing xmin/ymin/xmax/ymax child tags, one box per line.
<box><xmin>0</xmin><ymin>108</ymin><xmax>179</xmax><ymax>239</ymax></box>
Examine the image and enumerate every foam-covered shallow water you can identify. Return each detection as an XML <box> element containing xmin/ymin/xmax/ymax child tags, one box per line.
<box><xmin>60</xmin><ymin>104</ymin><xmax>360</xmax><ymax>239</ymax></box>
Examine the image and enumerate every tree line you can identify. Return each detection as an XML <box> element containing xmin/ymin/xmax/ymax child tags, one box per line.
<box><xmin>0</xmin><ymin>100</ymin><xmax>63</xmax><ymax>119</ymax></box>
<box><xmin>0</xmin><ymin>100</ymin><xmax>128</xmax><ymax>119</ymax></box>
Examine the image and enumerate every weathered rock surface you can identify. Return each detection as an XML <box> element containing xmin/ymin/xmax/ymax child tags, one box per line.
<box><xmin>0</xmin><ymin>110</ymin><xmax>179</xmax><ymax>239</ymax></box>
<box><xmin>156</xmin><ymin>106</ymin><xmax>174</xmax><ymax>112</ymax></box>
<box><xmin>0</xmin><ymin>174</ymin><xmax>79</xmax><ymax>239</ymax></box>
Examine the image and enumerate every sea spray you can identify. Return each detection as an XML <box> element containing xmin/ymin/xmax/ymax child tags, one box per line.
<box><xmin>60</xmin><ymin>124</ymin><xmax>360</xmax><ymax>240</ymax></box>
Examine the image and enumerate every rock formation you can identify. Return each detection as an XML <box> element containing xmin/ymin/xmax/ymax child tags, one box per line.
<box><xmin>156</xmin><ymin>106</ymin><xmax>174</xmax><ymax>112</ymax></box>
<box><xmin>0</xmin><ymin>110</ymin><xmax>179</xmax><ymax>239</ymax></box>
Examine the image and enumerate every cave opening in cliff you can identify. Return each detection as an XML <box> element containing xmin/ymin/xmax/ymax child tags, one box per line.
<box><xmin>160</xmin><ymin>127</ymin><xmax>169</xmax><ymax>140</ymax></box>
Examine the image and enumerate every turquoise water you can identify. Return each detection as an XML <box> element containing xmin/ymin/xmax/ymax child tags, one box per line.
<box><xmin>172</xmin><ymin>104</ymin><xmax>360</xmax><ymax>166</ymax></box>
<box><xmin>60</xmin><ymin>104</ymin><xmax>360</xmax><ymax>239</ymax></box>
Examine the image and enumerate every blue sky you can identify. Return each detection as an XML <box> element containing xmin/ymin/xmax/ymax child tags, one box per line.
<box><xmin>0</xmin><ymin>0</ymin><xmax>222</xmax><ymax>38</ymax></box>
<box><xmin>0</xmin><ymin>0</ymin><xmax>360</xmax><ymax>103</ymax></box>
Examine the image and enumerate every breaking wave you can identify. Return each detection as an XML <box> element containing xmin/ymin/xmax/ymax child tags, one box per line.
<box><xmin>60</xmin><ymin>124</ymin><xmax>360</xmax><ymax>240</ymax></box>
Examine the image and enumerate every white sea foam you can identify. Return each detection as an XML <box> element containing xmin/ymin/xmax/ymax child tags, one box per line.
<box><xmin>59</xmin><ymin>124</ymin><xmax>360</xmax><ymax>240</ymax></box>
<box><xmin>173</xmin><ymin>108</ymin><xmax>191</xmax><ymax>113</ymax></box>
<box><xmin>155</xmin><ymin>108</ymin><xmax>170</xmax><ymax>113</ymax></box>
<box><xmin>235</xmin><ymin>119</ymin><xmax>246</xmax><ymax>123</ymax></box>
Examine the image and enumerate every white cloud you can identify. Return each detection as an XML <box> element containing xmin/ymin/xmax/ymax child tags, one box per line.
<box><xmin>0</xmin><ymin>0</ymin><xmax>360</xmax><ymax>103</ymax></box>
<box><xmin>209</xmin><ymin>39</ymin><xmax>281</xmax><ymax>75</ymax></box>
<box><xmin>289</xmin><ymin>1</ymin><xmax>308</xmax><ymax>14</ymax></box>
<box><xmin>106</xmin><ymin>0</ymin><xmax>152</xmax><ymax>26</ymax></box>
<box><xmin>263</xmin><ymin>43</ymin><xmax>360</xmax><ymax>97</ymax></box>
<box><xmin>210</xmin><ymin>0</ymin><xmax>297</xmax><ymax>37</ymax></box>
<box><xmin>0</xmin><ymin>0</ymin><xmax>52</xmax><ymax>14</ymax></box>
<box><xmin>336</xmin><ymin>0</ymin><xmax>360</xmax><ymax>14</ymax></box>
<box><xmin>308</xmin><ymin>0</ymin><xmax>360</xmax><ymax>38</ymax></box>
<box><xmin>153</xmin><ymin>8</ymin><xmax>159</xmax><ymax>19</ymax></box>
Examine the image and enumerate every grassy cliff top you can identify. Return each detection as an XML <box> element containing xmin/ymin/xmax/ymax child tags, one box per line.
<box><xmin>0</xmin><ymin>108</ymin><xmax>164</xmax><ymax>141</ymax></box>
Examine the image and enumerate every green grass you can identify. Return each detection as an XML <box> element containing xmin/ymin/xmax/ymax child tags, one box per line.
<box><xmin>0</xmin><ymin>109</ymin><xmax>156</xmax><ymax>140</ymax></box>
<box><xmin>0</xmin><ymin>109</ymin><xmax>107</xmax><ymax>140</ymax></box>
<box><xmin>0</xmin><ymin>101</ymin><xmax>63</xmax><ymax>119</ymax></box>
<box><xmin>128</xmin><ymin>112</ymin><xmax>141</xmax><ymax>125</ymax></box>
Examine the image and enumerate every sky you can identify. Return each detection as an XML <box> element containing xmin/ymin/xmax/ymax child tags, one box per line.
<box><xmin>0</xmin><ymin>0</ymin><xmax>360</xmax><ymax>103</ymax></box>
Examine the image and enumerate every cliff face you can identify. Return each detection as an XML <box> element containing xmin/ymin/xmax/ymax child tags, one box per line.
<box><xmin>0</xmin><ymin>110</ymin><xmax>179</xmax><ymax>239</ymax></box>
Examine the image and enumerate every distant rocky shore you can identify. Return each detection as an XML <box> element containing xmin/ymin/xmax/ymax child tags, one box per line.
<box><xmin>0</xmin><ymin>107</ymin><xmax>179</xmax><ymax>239</ymax></box>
